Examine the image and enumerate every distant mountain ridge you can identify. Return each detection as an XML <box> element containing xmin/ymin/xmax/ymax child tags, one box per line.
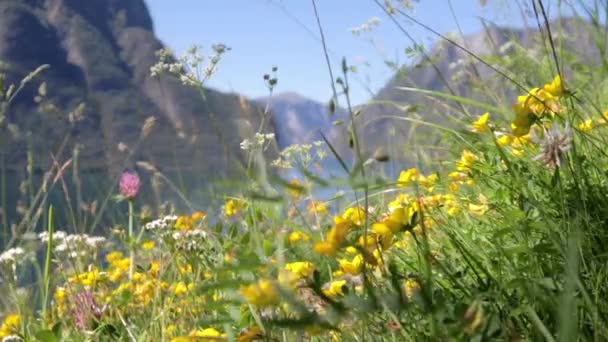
<box><xmin>0</xmin><ymin>0</ymin><xmax>266</xmax><ymax>178</ymax></box>
<box><xmin>261</xmin><ymin>92</ymin><xmax>348</xmax><ymax>151</ymax></box>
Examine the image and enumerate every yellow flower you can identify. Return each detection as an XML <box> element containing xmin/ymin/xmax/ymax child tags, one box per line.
<box><xmin>307</xmin><ymin>200</ymin><xmax>328</xmax><ymax>215</ymax></box>
<box><xmin>456</xmin><ymin>150</ymin><xmax>478</xmax><ymax>171</ymax></box>
<box><xmin>323</xmin><ymin>280</ymin><xmax>347</xmax><ymax>298</ymax></box>
<box><xmin>357</xmin><ymin>234</ymin><xmax>376</xmax><ymax>250</ymax></box>
<box><xmin>173</xmin><ymin>282</ymin><xmax>189</xmax><ymax>296</ymax></box>
<box><xmin>224</xmin><ymin>199</ymin><xmax>245</xmax><ymax>217</ymax></box>
<box><xmin>403</xmin><ymin>278</ymin><xmax>420</xmax><ymax>299</ymax></box>
<box><xmin>284</xmin><ymin>261</ymin><xmax>315</xmax><ymax>279</ymax></box>
<box><xmin>388</xmin><ymin>193</ymin><xmax>411</xmax><ymax>211</ymax></box>
<box><xmin>342</xmin><ymin>207</ymin><xmax>365</xmax><ymax>226</ymax></box>
<box><xmin>520</xmin><ymin>87</ymin><xmax>560</xmax><ymax>115</ymax></box>
<box><xmin>418</xmin><ymin>173</ymin><xmax>438</xmax><ymax>192</ymax></box>
<box><xmin>496</xmin><ymin>134</ymin><xmax>512</xmax><ymax>147</ymax></box>
<box><xmin>106</xmin><ymin>251</ymin><xmax>124</xmax><ymax>264</ymax></box>
<box><xmin>165</xmin><ymin>324</ymin><xmax>177</xmax><ymax>337</ymax></box>
<box><xmin>345</xmin><ymin>246</ymin><xmax>359</xmax><ymax>255</ymax></box>
<box><xmin>108</xmin><ymin>267</ymin><xmax>125</xmax><ymax>283</ymax></box>
<box><xmin>579</xmin><ymin>119</ymin><xmax>594</xmax><ymax>132</ymax></box>
<box><xmin>332</xmin><ymin>270</ymin><xmax>344</xmax><ymax>277</ymax></box>
<box><xmin>472</xmin><ymin>112</ymin><xmax>490</xmax><ymax>133</ymax></box>
<box><xmin>448</xmin><ymin>172</ymin><xmax>467</xmax><ymax>182</ymax></box>
<box><xmin>313</xmin><ymin>241</ymin><xmax>337</xmax><ymax>256</ymax></box>
<box><xmin>313</xmin><ymin>215</ymin><xmax>352</xmax><ymax>256</ymax></box>
<box><xmin>241</xmin><ymin>279</ymin><xmax>278</xmax><ymax>306</ymax></box>
<box><xmin>53</xmin><ymin>286</ymin><xmax>68</xmax><ymax>314</ymax></box>
<box><xmin>170</xmin><ymin>328</ymin><xmax>227</xmax><ymax>342</ymax></box>
<box><xmin>288</xmin><ymin>231</ymin><xmax>310</xmax><ymax>244</ymax></box>
<box><xmin>0</xmin><ymin>314</ymin><xmax>21</xmax><ymax>338</ymax></box>
<box><xmin>511</xmin><ymin>148</ymin><xmax>523</xmax><ymax>158</ymax></box>
<box><xmin>543</xmin><ymin>75</ymin><xmax>563</xmax><ymax>97</ymax></box>
<box><xmin>447</xmin><ymin>206</ymin><xmax>460</xmax><ymax>216</ymax></box>
<box><xmin>190</xmin><ymin>328</ymin><xmax>225</xmax><ymax>339</ymax></box>
<box><xmin>468</xmin><ymin>194</ymin><xmax>489</xmax><ymax>216</ymax></box>
<box><xmin>141</xmin><ymin>240</ymin><xmax>155</xmax><ymax>250</ymax></box>
<box><xmin>69</xmin><ymin>268</ymin><xmax>104</xmax><ymax>287</ymax></box>
<box><xmin>372</xmin><ymin>222</ymin><xmax>393</xmax><ymax>236</ymax></box>
<box><xmin>54</xmin><ymin>287</ymin><xmax>66</xmax><ymax>302</ymax></box>
<box><xmin>179</xmin><ymin>264</ymin><xmax>193</xmax><ymax>275</ymax></box>
<box><xmin>191</xmin><ymin>211</ymin><xmax>207</xmax><ymax>221</ymax></box>
<box><xmin>397</xmin><ymin>168</ymin><xmax>418</xmax><ymax>187</ymax></box>
<box><xmin>175</xmin><ymin>216</ymin><xmax>193</xmax><ymax>231</ymax></box>
<box><xmin>338</xmin><ymin>254</ymin><xmax>363</xmax><ymax>275</ymax></box>
<box><xmin>511</xmin><ymin>134</ymin><xmax>531</xmax><ymax>149</ymax></box>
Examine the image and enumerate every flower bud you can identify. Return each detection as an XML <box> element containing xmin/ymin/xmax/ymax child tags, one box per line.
<box><xmin>119</xmin><ymin>170</ymin><xmax>141</xmax><ymax>200</ymax></box>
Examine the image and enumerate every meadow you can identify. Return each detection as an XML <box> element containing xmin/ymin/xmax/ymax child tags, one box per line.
<box><xmin>2</xmin><ymin>1</ymin><xmax>608</xmax><ymax>341</ymax></box>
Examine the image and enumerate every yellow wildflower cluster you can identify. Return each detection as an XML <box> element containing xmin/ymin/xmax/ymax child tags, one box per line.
<box><xmin>512</xmin><ymin>75</ymin><xmax>563</xmax><ymax>137</ymax></box>
<box><xmin>175</xmin><ymin>211</ymin><xmax>206</xmax><ymax>231</ymax></box>
<box><xmin>312</xmin><ymin>206</ymin><xmax>367</xmax><ymax>257</ymax></box>
<box><xmin>224</xmin><ymin>198</ymin><xmax>247</xmax><ymax>218</ymax></box>
<box><xmin>240</xmin><ymin>279</ymin><xmax>279</xmax><ymax>307</ymax></box>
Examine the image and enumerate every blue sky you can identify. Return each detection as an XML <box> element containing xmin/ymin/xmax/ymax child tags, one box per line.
<box><xmin>145</xmin><ymin>1</ymin><xmax>542</xmax><ymax>105</ymax></box>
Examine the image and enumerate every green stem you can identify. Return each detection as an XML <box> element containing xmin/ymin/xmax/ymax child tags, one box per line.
<box><xmin>1</xmin><ymin>150</ymin><xmax>7</xmax><ymax>239</ymax></box>
<box><xmin>128</xmin><ymin>199</ymin><xmax>135</xmax><ymax>280</ymax></box>
<box><xmin>42</xmin><ymin>205</ymin><xmax>54</xmax><ymax>325</ymax></box>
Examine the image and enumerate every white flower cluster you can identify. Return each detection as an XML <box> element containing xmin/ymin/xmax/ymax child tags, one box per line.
<box><xmin>144</xmin><ymin>215</ymin><xmax>178</xmax><ymax>232</ymax></box>
<box><xmin>38</xmin><ymin>230</ymin><xmax>67</xmax><ymax>243</ymax></box>
<box><xmin>2</xmin><ymin>335</ymin><xmax>24</xmax><ymax>342</ymax></box>
<box><xmin>240</xmin><ymin>133</ymin><xmax>275</xmax><ymax>151</ymax></box>
<box><xmin>351</xmin><ymin>17</ymin><xmax>381</xmax><ymax>36</ymax></box>
<box><xmin>0</xmin><ymin>247</ymin><xmax>25</xmax><ymax>266</ymax></box>
<box><xmin>39</xmin><ymin>231</ymin><xmax>106</xmax><ymax>258</ymax></box>
<box><xmin>172</xmin><ymin>229</ymin><xmax>209</xmax><ymax>252</ymax></box>
<box><xmin>271</xmin><ymin>141</ymin><xmax>326</xmax><ymax>169</ymax></box>
<box><xmin>150</xmin><ymin>44</ymin><xmax>230</xmax><ymax>87</ymax></box>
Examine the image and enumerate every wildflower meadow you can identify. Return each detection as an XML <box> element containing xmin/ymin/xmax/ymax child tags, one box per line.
<box><xmin>1</xmin><ymin>1</ymin><xmax>608</xmax><ymax>341</ymax></box>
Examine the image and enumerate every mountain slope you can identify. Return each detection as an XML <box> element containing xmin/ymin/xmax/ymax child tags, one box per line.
<box><xmin>0</xmin><ymin>0</ymin><xmax>266</xmax><ymax>178</ymax></box>
<box><xmin>262</xmin><ymin>92</ymin><xmax>348</xmax><ymax>151</ymax></box>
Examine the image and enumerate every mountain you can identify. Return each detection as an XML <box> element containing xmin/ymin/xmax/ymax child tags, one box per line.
<box><xmin>262</xmin><ymin>92</ymin><xmax>348</xmax><ymax>150</ymax></box>
<box><xmin>0</xmin><ymin>0</ymin><xmax>268</xmax><ymax>179</ymax></box>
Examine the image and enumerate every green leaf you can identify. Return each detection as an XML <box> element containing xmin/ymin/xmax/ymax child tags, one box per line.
<box><xmin>263</xmin><ymin>239</ymin><xmax>273</xmax><ymax>256</ymax></box>
<box><xmin>35</xmin><ymin>330</ymin><xmax>59</xmax><ymax>342</ymax></box>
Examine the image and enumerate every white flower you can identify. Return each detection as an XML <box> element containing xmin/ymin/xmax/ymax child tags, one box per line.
<box><xmin>240</xmin><ymin>139</ymin><xmax>252</xmax><ymax>151</ymax></box>
<box><xmin>51</xmin><ymin>233</ymin><xmax>105</xmax><ymax>255</ymax></box>
<box><xmin>39</xmin><ymin>230</ymin><xmax>67</xmax><ymax>243</ymax></box>
<box><xmin>0</xmin><ymin>247</ymin><xmax>25</xmax><ymax>265</ymax></box>
<box><xmin>145</xmin><ymin>215</ymin><xmax>178</xmax><ymax>231</ymax></box>
<box><xmin>85</xmin><ymin>236</ymin><xmax>106</xmax><ymax>248</ymax></box>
